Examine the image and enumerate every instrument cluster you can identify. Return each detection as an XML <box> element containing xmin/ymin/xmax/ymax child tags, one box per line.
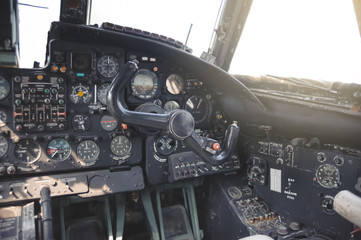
<box><xmin>0</xmin><ymin>40</ymin><xmax>217</xmax><ymax>177</ymax></box>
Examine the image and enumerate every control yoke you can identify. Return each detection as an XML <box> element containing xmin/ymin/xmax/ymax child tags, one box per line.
<box><xmin>107</xmin><ymin>61</ymin><xmax>239</xmax><ymax>165</ymax></box>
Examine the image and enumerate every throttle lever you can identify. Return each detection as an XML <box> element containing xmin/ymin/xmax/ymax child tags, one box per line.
<box><xmin>184</xmin><ymin>122</ymin><xmax>240</xmax><ymax>165</ymax></box>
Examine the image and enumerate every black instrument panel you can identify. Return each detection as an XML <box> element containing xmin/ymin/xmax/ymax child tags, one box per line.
<box><xmin>246</xmin><ymin>139</ymin><xmax>361</xmax><ymax>239</ymax></box>
<box><xmin>0</xmin><ymin>39</ymin><xmax>218</xmax><ymax>178</ymax></box>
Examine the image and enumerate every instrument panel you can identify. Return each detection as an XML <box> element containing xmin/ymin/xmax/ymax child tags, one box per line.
<box><xmin>246</xmin><ymin>139</ymin><xmax>361</xmax><ymax>239</ymax></box>
<box><xmin>0</xmin><ymin>39</ymin><xmax>217</xmax><ymax>178</ymax></box>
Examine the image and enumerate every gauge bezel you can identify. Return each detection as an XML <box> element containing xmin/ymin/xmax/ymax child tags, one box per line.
<box><xmin>97</xmin><ymin>55</ymin><xmax>120</xmax><ymax>78</ymax></box>
<box><xmin>110</xmin><ymin>135</ymin><xmax>132</xmax><ymax>157</ymax></box>
<box><xmin>100</xmin><ymin>115</ymin><xmax>118</xmax><ymax>131</ymax></box>
<box><xmin>184</xmin><ymin>95</ymin><xmax>211</xmax><ymax>125</ymax></box>
<box><xmin>70</xmin><ymin>83</ymin><xmax>93</xmax><ymax>104</ymax></box>
<box><xmin>0</xmin><ymin>76</ymin><xmax>10</xmax><ymax>101</ymax></box>
<box><xmin>97</xmin><ymin>83</ymin><xmax>110</xmax><ymax>105</ymax></box>
<box><xmin>166</xmin><ymin>74</ymin><xmax>184</xmax><ymax>95</ymax></box>
<box><xmin>131</xmin><ymin>69</ymin><xmax>159</xmax><ymax>100</ymax></box>
<box><xmin>0</xmin><ymin>135</ymin><xmax>8</xmax><ymax>158</ymax></box>
<box><xmin>76</xmin><ymin>140</ymin><xmax>100</xmax><ymax>165</ymax></box>
<box><xmin>316</xmin><ymin>163</ymin><xmax>341</xmax><ymax>188</ymax></box>
<box><xmin>46</xmin><ymin>138</ymin><xmax>71</xmax><ymax>161</ymax></box>
<box><xmin>14</xmin><ymin>139</ymin><xmax>41</xmax><ymax>164</ymax></box>
<box><xmin>163</xmin><ymin>100</ymin><xmax>180</xmax><ymax>113</ymax></box>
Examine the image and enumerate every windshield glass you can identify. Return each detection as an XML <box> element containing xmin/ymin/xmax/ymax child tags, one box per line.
<box><xmin>90</xmin><ymin>0</ymin><xmax>222</xmax><ymax>58</ymax></box>
<box><xmin>229</xmin><ymin>0</ymin><xmax>361</xmax><ymax>84</ymax></box>
<box><xmin>18</xmin><ymin>0</ymin><xmax>361</xmax><ymax>84</ymax></box>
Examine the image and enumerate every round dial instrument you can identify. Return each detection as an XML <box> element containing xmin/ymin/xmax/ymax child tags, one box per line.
<box><xmin>72</xmin><ymin>115</ymin><xmax>91</xmax><ymax>131</ymax></box>
<box><xmin>100</xmin><ymin>115</ymin><xmax>118</xmax><ymax>131</ymax></box>
<box><xmin>0</xmin><ymin>136</ymin><xmax>8</xmax><ymax>158</ymax></box>
<box><xmin>0</xmin><ymin>110</ymin><xmax>7</xmax><ymax>127</ymax></box>
<box><xmin>14</xmin><ymin>139</ymin><xmax>41</xmax><ymax>163</ymax></box>
<box><xmin>228</xmin><ymin>187</ymin><xmax>242</xmax><ymax>199</ymax></box>
<box><xmin>70</xmin><ymin>84</ymin><xmax>93</xmax><ymax>104</ymax></box>
<box><xmin>97</xmin><ymin>55</ymin><xmax>120</xmax><ymax>78</ymax></box>
<box><xmin>76</xmin><ymin>140</ymin><xmax>100</xmax><ymax>164</ymax></box>
<box><xmin>97</xmin><ymin>83</ymin><xmax>110</xmax><ymax>105</ymax></box>
<box><xmin>131</xmin><ymin>69</ymin><xmax>158</xmax><ymax>100</ymax></box>
<box><xmin>166</xmin><ymin>74</ymin><xmax>184</xmax><ymax>94</ymax></box>
<box><xmin>155</xmin><ymin>135</ymin><xmax>177</xmax><ymax>156</ymax></box>
<box><xmin>163</xmin><ymin>101</ymin><xmax>180</xmax><ymax>113</ymax></box>
<box><xmin>185</xmin><ymin>95</ymin><xmax>210</xmax><ymax>124</ymax></box>
<box><xmin>110</xmin><ymin>135</ymin><xmax>132</xmax><ymax>157</ymax></box>
<box><xmin>0</xmin><ymin>77</ymin><xmax>10</xmax><ymax>101</ymax></box>
<box><xmin>316</xmin><ymin>164</ymin><xmax>340</xmax><ymax>188</ymax></box>
<box><xmin>46</xmin><ymin>138</ymin><xmax>71</xmax><ymax>161</ymax></box>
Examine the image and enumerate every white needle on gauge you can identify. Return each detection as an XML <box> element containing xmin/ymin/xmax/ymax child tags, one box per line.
<box><xmin>197</xmin><ymin>98</ymin><xmax>203</xmax><ymax>109</ymax></box>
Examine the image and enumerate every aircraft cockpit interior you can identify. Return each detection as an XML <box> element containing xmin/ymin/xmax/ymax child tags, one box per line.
<box><xmin>0</xmin><ymin>0</ymin><xmax>361</xmax><ymax>239</ymax></box>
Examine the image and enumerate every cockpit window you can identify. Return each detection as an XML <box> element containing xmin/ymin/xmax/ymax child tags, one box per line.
<box><xmin>229</xmin><ymin>0</ymin><xmax>361</xmax><ymax>84</ymax></box>
<box><xmin>90</xmin><ymin>0</ymin><xmax>222</xmax><ymax>57</ymax></box>
<box><xmin>18</xmin><ymin>0</ymin><xmax>60</xmax><ymax>68</ymax></box>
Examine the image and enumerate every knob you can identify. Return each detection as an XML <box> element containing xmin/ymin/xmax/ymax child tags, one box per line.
<box><xmin>289</xmin><ymin>222</ymin><xmax>301</xmax><ymax>231</ymax></box>
<box><xmin>30</xmin><ymin>88</ymin><xmax>37</xmax><ymax>93</ymax></box>
<box><xmin>317</xmin><ymin>152</ymin><xmax>326</xmax><ymax>162</ymax></box>
<box><xmin>277</xmin><ymin>225</ymin><xmax>288</xmax><ymax>235</ymax></box>
<box><xmin>7</xmin><ymin>165</ymin><xmax>16</xmax><ymax>175</ymax></box>
<box><xmin>15</xmin><ymin>99</ymin><xmax>21</xmax><ymax>105</ymax></box>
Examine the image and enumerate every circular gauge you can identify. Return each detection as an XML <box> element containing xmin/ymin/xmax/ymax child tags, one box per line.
<box><xmin>163</xmin><ymin>101</ymin><xmax>180</xmax><ymax>113</ymax></box>
<box><xmin>98</xmin><ymin>83</ymin><xmax>110</xmax><ymax>105</ymax></box>
<box><xmin>110</xmin><ymin>135</ymin><xmax>132</xmax><ymax>157</ymax></box>
<box><xmin>0</xmin><ymin>110</ymin><xmax>7</xmax><ymax>127</ymax></box>
<box><xmin>0</xmin><ymin>136</ymin><xmax>8</xmax><ymax>158</ymax></box>
<box><xmin>155</xmin><ymin>135</ymin><xmax>177</xmax><ymax>156</ymax></box>
<box><xmin>0</xmin><ymin>77</ymin><xmax>10</xmax><ymax>101</ymax></box>
<box><xmin>333</xmin><ymin>155</ymin><xmax>344</xmax><ymax>166</ymax></box>
<box><xmin>72</xmin><ymin>115</ymin><xmax>91</xmax><ymax>131</ymax></box>
<box><xmin>166</xmin><ymin>74</ymin><xmax>184</xmax><ymax>95</ymax></box>
<box><xmin>131</xmin><ymin>69</ymin><xmax>158</xmax><ymax>100</ymax></box>
<box><xmin>316</xmin><ymin>164</ymin><xmax>340</xmax><ymax>188</ymax></box>
<box><xmin>228</xmin><ymin>187</ymin><xmax>242</xmax><ymax>199</ymax></box>
<box><xmin>76</xmin><ymin>140</ymin><xmax>100</xmax><ymax>164</ymax></box>
<box><xmin>70</xmin><ymin>84</ymin><xmax>93</xmax><ymax>104</ymax></box>
<box><xmin>97</xmin><ymin>55</ymin><xmax>120</xmax><ymax>78</ymax></box>
<box><xmin>46</xmin><ymin>138</ymin><xmax>71</xmax><ymax>161</ymax></box>
<box><xmin>14</xmin><ymin>139</ymin><xmax>41</xmax><ymax>163</ymax></box>
<box><xmin>185</xmin><ymin>95</ymin><xmax>210</xmax><ymax>124</ymax></box>
<box><xmin>317</xmin><ymin>152</ymin><xmax>327</xmax><ymax>163</ymax></box>
<box><xmin>100</xmin><ymin>115</ymin><xmax>118</xmax><ymax>131</ymax></box>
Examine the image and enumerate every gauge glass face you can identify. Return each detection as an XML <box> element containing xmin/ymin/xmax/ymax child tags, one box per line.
<box><xmin>0</xmin><ymin>77</ymin><xmax>10</xmax><ymax>101</ymax></box>
<box><xmin>131</xmin><ymin>70</ymin><xmax>158</xmax><ymax>99</ymax></box>
<box><xmin>46</xmin><ymin>138</ymin><xmax>71</xmax><ymax>161</ymax></box>
<box><xmin>98</xmin><ymin>83</ymin><xmax>110</xmax><ymax>105</ymax></box>
<box><xmin>110</xmin><ymin>135</ymin><xmax>132</xmax><ymax>157</ymax></box>
<box><xmin>0</xmin><ymin>136</ymin><xmax>8</xmax><ymax>158</ymax></box>
<box><xmin>14</xmin><ymin>139</ymin><xmax>41</xmax><ymax>163</ymax></box>
<box><xmin>0</xmin><ymin>110</ymin><xmax>7</xmax><ymax>127</ymax></box>
<box><xmin>97</xmin><ymin>55</ymin><xmax>120</xmax><ymax>78</ymax></box>
<box><xmin>100</xmin><ymin>115</ymin><xmax>118</xmax><ymax>131</ymax></box>
<box><xmin>163</xmin><ymin>101</ymin><xmax>180</xmax><ymax>113</ymax></box>
<box><xmin>70</xmin><ymin>84</ymin><xmax>93</xmax><ymax>104</ymax></box>
<box><xmin>166</xmin><ymin>74</ymin><xmax>184</xmax><ymax>95</ymax></box>
<box><xmin>228</xmin><ymin>187</ymin><xmax>242</xmax><ymax>199</ymax></box>
<box><xmin>155</xmin><ymin>135</ymin><xmax>177</xmax><ymax>156</ymax></box>
<box><xmin>316</xmin><ymin>164</ymin><xmax>340</xmax><ymax>188</ymax></box>
<box><xmin>76</xmin><ymin>140</ymin><xmax>100</xmax><ymax>164</ymax></box>
<box><xmin>72</xmin><ymin>114</ymin><xmax>91</xmax><ymax>131</ymax></box>
<box><xmin>185</xmin><ymin>96</ymin><xmax>210</xmax><ymax>124</ymax></box>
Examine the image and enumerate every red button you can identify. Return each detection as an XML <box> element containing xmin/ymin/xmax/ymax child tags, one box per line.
<box><xmin>212</xmin><ymin>143</ymin><xmax>220</xmax><ymax>151</ymax></box>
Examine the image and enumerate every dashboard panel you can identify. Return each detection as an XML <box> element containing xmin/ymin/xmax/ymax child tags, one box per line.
<box><xmin>0</xmin><ymin>37</ymin><xmax>236</xmax><ymax>192</ymax></box>
<box><xmin>245</xmin><ymin>139</ymin><xmax>361</xmax><ymax>239</ymax></box>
